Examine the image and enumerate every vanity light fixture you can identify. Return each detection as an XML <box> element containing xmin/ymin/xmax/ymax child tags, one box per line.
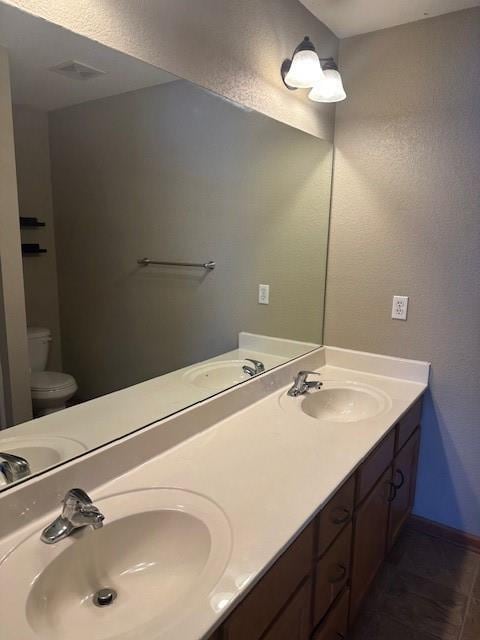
<box><xmin>281</xmin><ymin>37</ymin><xmax>346</xmax><ymax>102</ymax></box>
<box><xmin>308</xmin><ymin>58</ymin><xmax>346</xmax><ymax>103</ymax></box>
<box><xmin>281</xmin><ymin>36</ymin><xmax>324</xmax><ymax>89</ymax></box>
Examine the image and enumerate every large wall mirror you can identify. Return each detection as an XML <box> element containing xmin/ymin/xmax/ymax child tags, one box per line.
<box><xmin>0</xmin><ymin>4</ymin><xmax>333</xmax><ymax>488</ymax></box>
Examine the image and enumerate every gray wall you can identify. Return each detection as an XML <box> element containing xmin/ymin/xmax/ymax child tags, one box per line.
<box><xmin>0</xmin><ymin>46</ymin><xmax>32</xmax><ymax>425</ymax></box>
<box><xmin>325</xmin><ymin>8</ymin><xmax>480</xmax><ymax>536</ymax></box>
<box><xmin>13</xmin><ymin>105</ymin><xmax>62</xmax><ymax>371</ymax></box>
<box><xmin>2</xmin><ymin>0</ymin><xmax>338</xmax><ymax>140</ymax></box>
<box><xmin>49</xmin><ymin>81</ymin><xmax>332</xmax><ymax>400</ymax></box>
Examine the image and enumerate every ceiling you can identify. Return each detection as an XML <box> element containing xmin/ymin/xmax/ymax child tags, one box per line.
<box><xmin>0</xmin><ymin>3</ymin><xmax>176</xmax><ymax>111</ymax></box>
<box><xmin>300</xmin><ymin>0</ymin><xmax>480</xmax><ymax>38</ymax></box>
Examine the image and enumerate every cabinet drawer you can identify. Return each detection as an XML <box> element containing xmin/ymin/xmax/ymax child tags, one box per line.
<box><xmin>313</xmin><ymin>522</ymin><xmax>352</xmax><ymax>626</ymax></box>
<box><xmin>312</xmin><ymin>589</ymin><xmax>349</xmax><ymax>640</ymax></box>
<box><xmin>316</xmin><ymin>475</ymin><xmax>355</xmax><ymax>557</ymax></box>
<box><xmin>222</xmin><ymin>522</ymin><xmax>314</xmax><ymax>640</ymax></box>
<box><xmin>356</xmin><ymin>430</ymin><xmax>395</xmax><ymax>505</ymax></box>
<box><xmin>261</xmin><ymin>580</ymin><xmax>311</xmax><ymax>640</ymax></box>
<box><xmin>396</xmin><ymin>399</ymin><xmax>422</xmax><ymax>451</ymax></box>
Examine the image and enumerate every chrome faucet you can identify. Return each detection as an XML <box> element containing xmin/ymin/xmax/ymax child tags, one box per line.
<box><xmin>287</xmin><ymin>371</ymin><xmax>322</xmax><ymax>397</ymax></box>
<box><xmin>41</xmin><ymin>488</ymin><xmax>104</xmax><ymax>544</ymax></box>
<box><xmin>0</xmin><ymin>452</ymin><xmax>31</xmax><ymax>484</ymax></box>
<box><xmin>242</xmin><ymin>358</ymin><xmax>265</xmax><ymax>377</ymax></box>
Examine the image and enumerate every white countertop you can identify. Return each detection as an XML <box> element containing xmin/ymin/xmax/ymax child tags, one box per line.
<box><xmin>0</xmin><ymin>332</ymin><xmax>317</xmax><ymax>462</ymax></box>
<box><xmin>0</xmin><ymin>348</ymin><xmax>428</xmax><ymax>640</ymax></box>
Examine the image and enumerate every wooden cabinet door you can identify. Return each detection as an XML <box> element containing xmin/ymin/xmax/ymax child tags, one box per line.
<box><xmin>261</xmin><ymin>580</ymin><xmax>311</xmax><ymax>640</ymax></box>
<box><xmin>387</xmin><ymin>428</ymin><xmax>420</xmax><ymax>550</ymax></box>
<box><xmin>312</xmin><ymin>589</ymin><xmax>349</xmax><ymax>640</ymax></box>
<box><xmin>350</xmin><ymin>467</ymin><xmax>392</xmax><ymax>623</ymax></box>
<box><xmin>222</xmin><ymin>522</ymin><xmax>314</xmax><ymax>640</ymax></box>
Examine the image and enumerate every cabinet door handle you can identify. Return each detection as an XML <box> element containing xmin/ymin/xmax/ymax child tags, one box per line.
<box><xmin>336</xmin><ymin>634</ymin><xmax>345</xmax><ymax>640</ymax></box>
<box><xmin>330</xmin><ymin>506</ymin><xmax>351</xmax><ymax>525</ymax></box>
<box><xmin>328</xmin><ymin>563</ymin><xmax>347</xmax><ymax>584</ymax></box>
<box><xmin>393</xmin><ymin>469</ymin><xmax>405</xmax><ymax>490</ymax></box>
<box><xmin>387</xmin><ymin>482</ymin><xmax>397</xmax><ymax>502</ymax></box>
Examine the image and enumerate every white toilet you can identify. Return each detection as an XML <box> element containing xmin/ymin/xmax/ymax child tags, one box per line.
<box><xmin>27</xmin><ymin>327</ymin><xmax>78</xmax><ymax>416</ymax></box>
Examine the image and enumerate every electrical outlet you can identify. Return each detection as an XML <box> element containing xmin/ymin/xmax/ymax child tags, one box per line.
<box><xmin>392</xmin><ymin>295</ymin><xmax>409</xmax><ymax>320</ymax></box>
<box><xmin>258</xmin><ymin>284</ymin><xmax>270</xmax><ymax>305</ymax></box>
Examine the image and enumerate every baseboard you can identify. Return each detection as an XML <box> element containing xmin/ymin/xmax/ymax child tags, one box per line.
<box><xmin>408</xmin><ymin>515</ymin><xmax>480</xmax><ymax>554</ymax></box>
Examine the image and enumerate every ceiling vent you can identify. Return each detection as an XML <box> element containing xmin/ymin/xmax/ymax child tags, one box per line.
<box><xmin>49</xmin><ymin>60</ymin><xmax>105</xmax><ymax>81</ymax></box>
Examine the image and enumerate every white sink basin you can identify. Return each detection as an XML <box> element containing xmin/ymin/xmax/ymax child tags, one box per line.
<box><xmin>280</xmin><ymin>381</ymin><xmax>391</xmax><ymax>423</ymax></box>
<box><xmin>0</xmin><ymin>488</ymin><xmax>232</xmax><ymax>640</ymax></box>
<box><xmin>184</xmin><ymin>360</ymin><xmax>252</xmax><ymax>390</ymax></box>
<box><xmin>0</xmin><ymin>435</ymin><xmax>86</xmax><ymax>475</ymax></box>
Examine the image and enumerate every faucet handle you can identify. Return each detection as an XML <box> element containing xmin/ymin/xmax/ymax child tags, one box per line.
<box><xmin>63</xmin><ymin>487</ymin><xmax>93</xmax><ymax>505</ymax></box>
<box><xmin>287</xmin><ymin>370</ymin><xmax>322</xmax><ymax>397</ymax></box>
<box><xmin>63</xmin><ymin>488</ymin><xmax>104</xmax><ymax>529</ymax></box>
<box><xmin>245</xmin><ymin>358</ymin><xmax>265</xmax><ymax>373</ymax></box>
<box><xmin>42</xmin><ymin>487</ymin><xmax>104</xmax><ymax>544</ymax></box>
<box><xmin>62</xmin><ymin>488</ymin><xmax>94</xmax><ymax>518</ymax></box>
<box><xmin>0</xmin><ymin>452</ymin><xmax>31</xmax><ymax>484</ymax></box>
<box><xmin>294</xmin><ymin>371</ymin><xmax>321</xmax><ymax>384</ymax></box>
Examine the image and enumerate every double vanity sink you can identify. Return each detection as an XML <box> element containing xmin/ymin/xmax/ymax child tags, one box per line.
<box><xmin>0</xmin><ymin>347</ymin><xmax>429</xmax><ymax>640</ymax></box>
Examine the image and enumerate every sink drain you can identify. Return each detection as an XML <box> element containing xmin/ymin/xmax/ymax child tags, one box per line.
<box><xmin>93</xmin><ymin>587</ymin><xmax>117</xmax><ymax>607</ymax></box>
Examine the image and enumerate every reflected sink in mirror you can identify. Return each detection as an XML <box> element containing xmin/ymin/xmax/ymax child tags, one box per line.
<box><xmin>183</xmin><ymin>360</ymin><xmax>254</xmax><ymax>390</ymax></box>
<box><xmin>280</xmin><ymin>381</ymin><xmax>392</xmax><ymax>423</ymax></box>
<box><xmin>0</xmin><ymin>488</ymin><xmax>231</xmax><ymax>640</ymax></box>
<box><xmin>0</xmin><ymin>435</ymin><xmax>87</xmax><ymax>478</ymax></box>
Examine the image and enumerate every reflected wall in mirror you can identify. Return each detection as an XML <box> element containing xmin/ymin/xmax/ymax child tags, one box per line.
<box><xmin>0</xmin><ymin>3</ymin><xmax>333</xmax><ymax>488</ymax></box>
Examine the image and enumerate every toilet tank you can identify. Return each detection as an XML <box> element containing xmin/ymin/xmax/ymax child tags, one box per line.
<box><xmin>27</xmin><ymin>327</ymin><xmax>51</xmax><ymax>372</ymax></box>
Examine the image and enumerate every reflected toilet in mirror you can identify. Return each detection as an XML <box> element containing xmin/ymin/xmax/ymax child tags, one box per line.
<box><xmin>28</xmin><ymin>328</ymin><xmax>78</xmax><ymax>416</ymax></box>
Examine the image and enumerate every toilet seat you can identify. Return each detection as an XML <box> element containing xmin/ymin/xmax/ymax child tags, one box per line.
<box><xmin>31</xmin><ymin>371</ymin><xmax>77</xmax><ymax>393</ymax></box>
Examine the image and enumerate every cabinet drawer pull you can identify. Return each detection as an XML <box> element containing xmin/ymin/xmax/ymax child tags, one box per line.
<box><xmin>387</xmin><ymin>482</ymin><xmax>397</xmax><ymax>502</ymax></box>
<box><xmin>336</xmin><ymin>634</ymin><xmax>345</xmax><ymax>640</ymax></box>
<box><xmin>330</xmin><ymin>506</ymin><xmax>351</xmax><ymax>525</ymax></box>
<box><xmin>393</xmin><ymin>469</ymin><xmax>405</xmax><ymax>490</ymax></box>
<box><xmin>328</xmin><ymin>563</ymin><xmax>347</xmax><ymax>584</ymax></box>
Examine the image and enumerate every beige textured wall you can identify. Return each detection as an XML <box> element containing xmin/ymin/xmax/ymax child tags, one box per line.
<box><xmin>49</xmin><ymin>81</ymin><xmax>332</xmax><ymax>400</ymax></box>
<box><xmin>326</xmin><ymin>9</ymin><xmax>480</xmax><ymax>535</ymax></box>
<box><xmin>12</xmin><ymin>106</ymin><xmax>62</xmax><ymax>370</ymax></box>
<box><xmin>2</xmin><ymin>0</ymin><xmax>338</xmax><ymax>140</ymax></box>
<box><xmin>0</xmin><ymin>46</ymin><xmax>32</xmax><ymax>425</ymax></box>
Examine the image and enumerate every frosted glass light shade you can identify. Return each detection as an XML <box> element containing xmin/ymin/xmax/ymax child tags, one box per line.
<box><xmin>284</xmin><ymin>50</ymin><xmax>324</xmax><ymax>89</ymax></box>
<box><xmin>308</xmin><ymin>69</ymin><xmax>346</xmax><ymax>103</ymax></box>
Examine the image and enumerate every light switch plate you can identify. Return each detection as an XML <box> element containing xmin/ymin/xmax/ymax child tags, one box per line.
<box><xmin>258</xmin><ymin>284</ymin><xmax>270</xmax><ymax>305</ymax></box>
<box><xmin>392</xmin><ymin>295</ymin><xmax>409</xmax><ymax>320</ymax></box>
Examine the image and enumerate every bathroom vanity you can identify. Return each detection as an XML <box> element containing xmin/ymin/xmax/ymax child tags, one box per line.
<box><xmin>0</xmin><ymin>346</ymin><xmax>429</xmax><ymax>640</ymax></box>
<box><xmin>208</xmin><ymin>399</ymin><xmax>422</xmax><ymax>640</ymax></box>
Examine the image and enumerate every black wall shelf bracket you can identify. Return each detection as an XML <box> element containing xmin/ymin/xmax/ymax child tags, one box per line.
<box><xmin>20</xmin><ymin>216</ymin><xmax>46</xmax><ymax>228</ymax></box>
<box><xmin>22</xmin><ymin>243</ymin><xmax>47</xmax><ymax>256</ymax></box>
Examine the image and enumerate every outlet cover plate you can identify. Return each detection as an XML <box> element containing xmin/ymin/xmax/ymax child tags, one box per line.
<box><xmin>392</xmin><ymin>295</ymin><xmax>409</xmax><ymax>320</ymax></box>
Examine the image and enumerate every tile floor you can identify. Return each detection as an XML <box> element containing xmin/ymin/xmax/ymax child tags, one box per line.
<box><xmin>348</xmin><ymin>527</ymin><xmax>480</xmax><ymax>640</ymax></box>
